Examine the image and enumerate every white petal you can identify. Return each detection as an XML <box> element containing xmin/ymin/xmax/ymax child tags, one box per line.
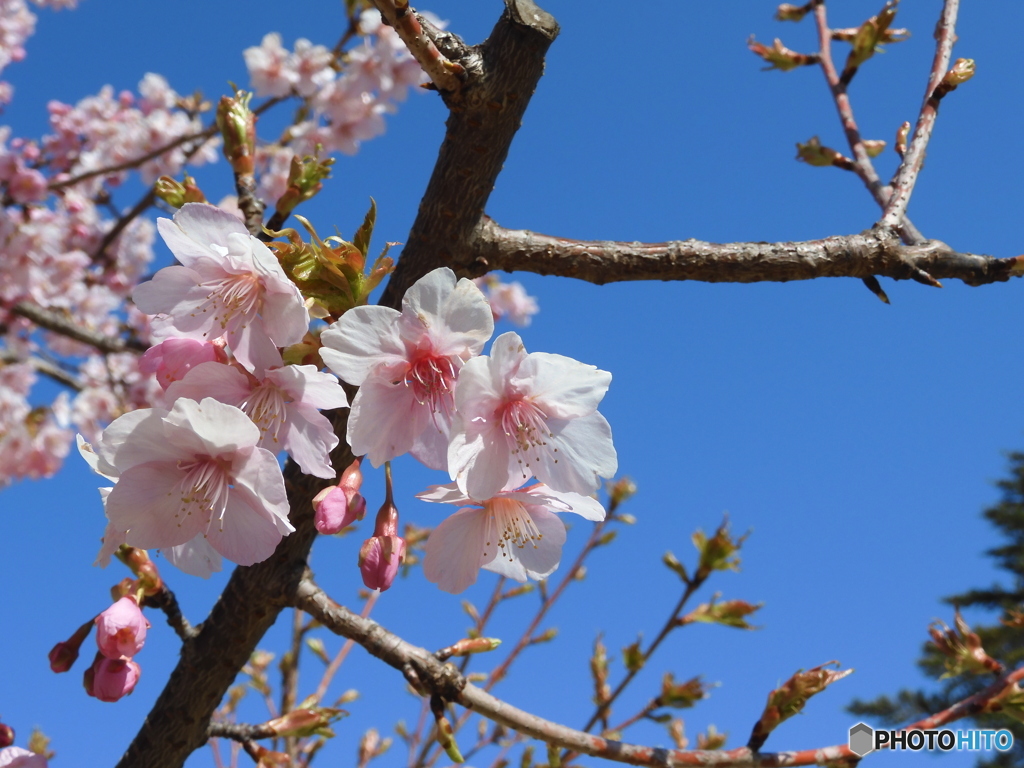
<box><xmin>320</xmin><ymin>305</ymin><xmax>405</xmax><ymax>385</ymax></box>
<box><xmin>487</xmin><ymin>508</ymin><xmax>566</xmax><ymax>581</ymax></box>
<box><xmin>105</xmin><ymin>462</ymin><xmax>206</xmax><ymax>550</ymax></box>
<box><xmin>486</xmin><ymin>332</ymin><xmax>528</xmax><ymax>391</ymax></box>
<box><xmin>96</xmin><ymin>408</ymin><xmax>183</xmax><ymax>474</ymax></box>
<box><xmin>281</xmin><ymin>402</ymin><xmax>339</xmax><ymax>478</ymax></box>
<box><xmin>400</xmin><ymin>268</ymin><xmax>493</xmax><ymax>356</ymax></box>
<box><xmin>514</xmin><ymin>352</ymin><xmax>611</xmax><ymax>419</ymax></box>
<box><xmin>226</xmin><ymin>315</ymin><xmax>284</xmax><ymax>375</ymax></box>
<box><xmin>131</xmin><ymin>265</ymin><xmax>205</xmax><ymax>323</ymax></box>
<box><xmin>416</xmin><ymin>482</ymin><xmax>472</xmax><ymax>505</ymax></box>
<box><xmin>266</xmin><ymin>365</ymin><xmax>348</xmax><ymax>410</ymax></box>
<box><xmin>164</xmin><ymin>535</ymin><xmax>223</xmax><ymax>578</ymax></box>
<box><xmin>231</xmin><ymin>447</ymin><xmax>293</xmax><ymax>534</ymax></box>
<box><xmin>522</xmin><ymin>485</ymin><xmax>606</xmax><ymax>522</ymax></box>
<box><xmin>533</xmin><ymin>412</ymin><xmax>618</xmax><ymax>495</ymax></box>
<box><xmin>346</xmin><ymin>375</ymin><xmax>428</xmax><ymax>467</ymax></box>
<box><xmin>402</xmin><ymin>267</ymin><xmax>458</xmax><ymax>321</ymax></box>
<box><xmin>205</xmin><ymin>491</ymin><xmax>285</xmax><ymax>566</ymax></box>
<box><xmin>423</xmin><ymin>507</ymin><xmax>490</xmax><ymax>594</ymax></box>
<box><xmin>261</xmin><ymin>284</ymin><xmax>310</xmax><ymax>348</ymax></box>
<box><xmin>162</xmin><ymin>397</ymin><xmax>261</xmax><ymax>457</ymax></box>
<box><xmin>164</xmin><ymin>361</ymin><xmax>251</xmax><ymax>407</ymax></box>
<box><xmin>158</xmin><ymin>203</ymin><xmax>248</xmax><ymax>267</ymax></box>
<box><xmin>451</xmin><ymin>354</ymin><xmax>503</xmax><ymax>419</ymax></box>
<box><xmin>409</xmin><ymin>402</ymin><xmax>452</xmax><ymax>471</ymax></box>
<box><xmin>448</xmin><ymin>415</ymin><xmax>514</xmax><ymax>500</ymax></box>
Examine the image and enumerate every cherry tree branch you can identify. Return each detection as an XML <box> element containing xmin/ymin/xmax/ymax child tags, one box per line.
<box><xmin>295</xmin><ymin>575</ymin><xmax>1024</xmax><ymax>768</ymax></box>
<box><xmin>877</xmin><ymin>0</ymin><xmax>960</xmax><ymax>230</ymax></box>
<box><xmin>142</xmin><ymin>586</ymin><xmax>198</xmax><ymax>642</ymax></box>
<box><xmin>369</xmin><ymin>0</ymin><xmax>468</xmax><ymax>99</ymax></box>
<box><xmin>0</xmin><ymin>351</ymin><xmax>83</xmax><ymax>390</ymax></box>
<box><xmin>468</xmin><ymin>219</ymin><xmax>1019</xmax><ymax>287</ymax></box>
<box><xmin>9</xmin><ymin>302</ymin><xmax>147</xmax><ymax>353</ymax></box>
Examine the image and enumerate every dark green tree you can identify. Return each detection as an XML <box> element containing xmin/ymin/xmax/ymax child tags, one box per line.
<box><xmin>849</xmin><ymin>453</ymin><xmax>1024</xmax><ymax>766</ymax></box>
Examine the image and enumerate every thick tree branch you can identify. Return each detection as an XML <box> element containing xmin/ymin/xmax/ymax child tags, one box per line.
<box><xmin>468</xmin><ymin>219</ymin><xmax>1020</xmax><ymax>288</ymax></box>
<box><xmin>370</xmin><ymin>0</ymin><xmax>468</xmax><ymax>98</ymax></box>
<box><xmin>380</xmin><ymin>0</ymin><xmax>559</xmax><ymax>305</ymax></box>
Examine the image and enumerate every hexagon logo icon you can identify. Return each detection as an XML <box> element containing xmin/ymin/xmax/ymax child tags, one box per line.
<box><xmin>849</xmin><ymin>722</ymin><xmax>874</xmax><ymax>757</ymax></box>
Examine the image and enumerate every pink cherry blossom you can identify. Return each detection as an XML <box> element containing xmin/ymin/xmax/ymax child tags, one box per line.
<box><xmin>474</xmin><ymin>275</ymin><xmax>539</xmax><ymax>327</ymax></box>
<box><xmin>0</xmin><ymin>747</ymin><xmax>47</xmax><ymax>768</ymax></box>
<box><xmin>244</xmin><ymin>32</ymin><xmax>299</xmax><ymax>97</ymax></box>
<box><xmin>95</xmin><ymin>596</ymin><xmax>149</xmax><ymax>660</ymax></box>
<box><xmin>133</xmin><ymin>203</ymin><xmax>309</xmax><ymax>374</ymax></box>
<box><xmin>320</xmin><ymin>267</ymin><xmax>493</xmax><ymax>469</ymax></box>
<box><xmin>84</xmin><ymin>655</ymin><xmax>140</xmax><ymax>702</ymax></box>
<box><xmin>419</xmin><ymin>481</ymin><xmax>605</xmax><ymax>594</ymax></box>
<box><xmin>448</xmin><ymin>332</ymin><xmax>617</xmax><ymax>500</ymax></box>
<box><xmin>90</xmin><ymin>397</ymin><xmax>294</xmax><ymax>568</ymax></box>
<box><xmin>164</xmin><ymin>359</ymin><xmax>348</xmax><ymax>478</ymax></box>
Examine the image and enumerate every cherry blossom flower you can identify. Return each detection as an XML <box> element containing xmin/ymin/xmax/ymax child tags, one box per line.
<box><xmin>320</xmin><ymin>267</ymin><xmax>493</xmax><ymax>469</ymax></box>
<box><xmin>0</xmin><ymin>747</ymin><xmax>47</xmax><ymax>768</ymax></box>
<box><xmin>419</xmin><ymin>481</ymin><xmax>605</xmax><ymax>594</ymax></box>
<box><xmin>89</xmin><ymin>397</ymin><xmax>294</xmax><ymax>568</ymax></box>
<box><xmin>474</xmin><ymin>275</ymin><xmax>539</xmax><ymax>327</ymax></box>
<box><xmin>133</xmin><ymin>203</ymin><xmax>309</xmax><ymax>374</ymax></box>
<box><xmin>94</xmin><ymin>596</ymin><xmax>149</xmax><ymax>660</ymax></box>
<box><xmin>84</xmin><ymin>655</ymin><xmax>141</xmax><ymax>702</ymax></box>
<box><xmin>164</xmin><ymin>359</ymin><xmax>348</xmax><ymax>478</ymax></box>
<box><xmin>448</xmin><ymin>332</ymin><xmax>617</xmax><ymax>500</ymax></box>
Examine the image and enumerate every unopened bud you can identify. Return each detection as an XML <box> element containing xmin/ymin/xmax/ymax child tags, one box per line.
<box><xmin>862</xmin><ymin>139</ymin><xmax>886</xmax><ymax>157</ymax></box>
<box><xmin>622</xmin><ymin>637</ymin><xmax>644</xmax><ymax>673</ymax></box>
<box><xmin>943</xmin><ymin>58</ymin><xmax>976</xmax><ymax>88</ymax></box>
<box><xmin>265</xmin><ymin>707</ymin><xmax>345</xmax><ymax>738</ymax></box>
<box><xmin>216</xmin><ymin>91</ymin><xmax>256</xmax><ymax>175</ymax></box>
<box><xmin>436</xmin><ymin>637</ymin><xmax>502</xmax><ymax>660</ymax></box>
<box><xmin>658</xmin><ymin>673</ymin><xmax>708</xmax><ymax>709</ymax></box>
<box><xmin>607</xmin><ymin>476</ymin><xmax>637</xmax><ymax>507</ymax></box>
<box><xmin>48</xmin><ymin>619</ymin><xmax>93</xmax><ymax>673</ymax></box>
<box><xmin>747</xmin><ymin>662</ymin><xmax>851</xmax><ymax>750</ymax></box>
<box><xmin>775</xmin><ymin>3</ymin><xmax>810</xmax><ymax>22</ymax></box>
<box><xmin>529</xmin><ymin>628</ymin><xmax>558</xmax><ymax>645</ymax></box>
<box><xmin>795</xmin><ymin>136</ymin><xmax>853</xmax><ymax>170</ymax></box>
<box><xmin>697</xmin><ymin>725</ymin><xmax>727</xmax><ymax>750</ymax></box>
<box><xmin>748</xmin><ymin>36</ymin><xmax>818</xmax><ymax>71</ymax></box>
<box><xmin>275</xmin><ymin>151</ymin><xmax>335</xmax><ymax>217</ymax></box>
<box><xmin>894</xmin><ymin>121</ymin><xmax>910</xmax><ymax>156</ymax></box>
<box><xmin>662</xmin><ymin>551</ymin><xmax>690</xmax><ymax>584</ymax></box>
<box><xmin>0</xmin><ymin>722</ymin><xmax>13</xmax><ymax>748</ymax></box>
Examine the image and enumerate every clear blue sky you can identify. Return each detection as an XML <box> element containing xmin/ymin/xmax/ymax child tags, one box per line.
<box><xmin>3</xmin><ymin>1</ymin><xmax>1023</xmax><ymax>766</ymax></box>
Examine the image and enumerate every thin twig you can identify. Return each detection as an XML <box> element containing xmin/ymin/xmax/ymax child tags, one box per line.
<box><xmin>0</xmin><ymin>351</ymin><xmax>83</xmax><ymax>390</ymax></box>
<box><xmin>296</xmin><ymin>576</ymin><xmax>1024</xmax><ymax>768</ymax></box>
<box><xmin>312</xmin><ymin>591</ymin><xmax>379</xmax><ymax>705</ymax></box>
<box><xmin>142</xmin><ymin>587</ymin><xmax>198</xmax><ymax>642</ymax></box>
<box><xmin>877</xmin><ymin>0</ymin><xmax>961</xmax><ymax>231</ymax></box>
<box><xmin>208</xmin><ymin>722</ymin><xmax>277</xmax><ymax>742</ymax></box>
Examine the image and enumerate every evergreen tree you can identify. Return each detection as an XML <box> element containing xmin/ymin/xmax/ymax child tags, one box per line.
<box><xmin>849</xmin><ymin>453</ymin><xmax>1024</xmax><ymax>766</ymax></box>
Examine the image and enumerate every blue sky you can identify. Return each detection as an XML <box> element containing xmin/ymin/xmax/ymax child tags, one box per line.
<box><xmin>3</xmin><ymin>1</ymin><xmax>1023</xmax><ymax>766</ymax></box>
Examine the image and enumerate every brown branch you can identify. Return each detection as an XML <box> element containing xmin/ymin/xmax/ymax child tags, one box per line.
<box><xmin>380</xmin><ymin>0</ymin><xmax>559</xmax><ymax>306</ymax></box>
<box><xmin>296</xmin><ymin>576</ymin><xmax>1024</xmax><ymax>768</ymax></box>
<box><xmin>469</xmin><ymin>219</ymin><xmax>1019</xmax><ymax>288</ymax></box>
<box><xmin>207</xmin><ymin>722</ymin><xmax>277</xmax><ymax>742</ymax></box>
<box><xmin>10</xmin><ymin>302</ymin><xmax>147</xmax><ymax>353</ymax></box>
<box><xmin>812</xmin><ymin>2</ymin><xmax>925</xmax><ymax>247</ymax></box>
<box><xmin>369</xmin><ymin>0</ymin><xmax>468</xmax><ymax>99</ymax></box>
<box><xmin>142</xmin><ymin>586</ymin><xmax>198</xmax><ymax>642</ymax></box>
<box><xmin>311</xmin><ymin>591</ymin><xmax>379</xmax><ymax>706</ymax></box>
<box><xmin>0</xmin><ymin>351</ymin><xmax>83</xmax><ymax>390</ymax></box>
<box><xmin>877</xmin><ymin>0</ymin><xmax>960</xmax><ymax>231</ymax></box>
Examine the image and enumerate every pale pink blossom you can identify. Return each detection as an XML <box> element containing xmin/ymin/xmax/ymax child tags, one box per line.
<box><xmin>449</xmin><ymin>332</ymin><xmax>617</xmax><ymax>499</ymax></box>
<box><xmin>0</xmin><ymin>747</ymin><xmax>47</xmax><ymax>768</ymax></box>
<box><xmin>85</xmin><ymin>655</ymin><xmax>140</xmax><ymax>702</ymax></box>
<box><xmin>292</xmin><ymin>38</ymin><xmax>336</xmax><ymax>97</ymax></box>
<box><xmin>133</xmin><ymin>203</ymin><xmax>309</xmax><ymax>374</ymax></box>
<box><xmin>244</xmin><ymin>32</ymin><xmax>298</xmax><ymax>97</ymax></box>
<box><xmin>475</xmin><ymin>275</ymin><xmax>539</xmax><ymax>326</ymax></box>
<box><xmin>95</xmin><ymin>595</ymin><xmax>149</xmax><ymax>660</ymax></box>
<box><xmin>7</xmin><ymin>166</ymin><xmax>46</xmax><ymax>203</ymax></box>
<box><xmin>90</xmin><ymin>397</ymin><xmax>294</xmax><ymax>568</ymax></box>
<box><xmin>138</xmin><ymin>338</ymin><xmax>224</xmax><ymax>391</ymax></box>
<box><xmin>420</xmin><ymin>481</ymin><xmax>605</xmax><ymax>594</ymax></box>
<box><xmin>164</xmin><ymin>360</ymin><xmax>348</xmax><ymax>478</ymax></box>
<box><xmin>320</xmin><ymin>267</ymin><xmax>493</xmax><ymax>469</ymax></box>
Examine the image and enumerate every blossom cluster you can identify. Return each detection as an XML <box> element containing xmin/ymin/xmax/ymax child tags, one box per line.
<box><xmin>243</xmin><ymin>10</ymin><xmax>434</xmax><ymax>208</ymax></box>
<box><xmin>319</xmin><ymin>267</ymin><xmax>615</xmax><ymax>593</ymax></box>
<box><xmin>0</xmin><ymin>10</ymin><xmax>429</xmax><ymax>487</ymax></box>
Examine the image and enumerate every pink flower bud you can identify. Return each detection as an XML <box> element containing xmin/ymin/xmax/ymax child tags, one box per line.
<box><xmin>84</xmin><ymin>656</ymin><xmax>141</xmax><ymax>702</ymax></box>
<box><xmin>138</xmin><ymin>338</ymin><xmax>224</xmax><ymax>390</ymax></box>
<box><xmin>47</xmin><ymin>619</ymin><xmax>93</xmax><ymax>673</ymax></box>
<box><xmin>95</xmin><ymin>596</ymin><xmax>149</xmax><ymax>660</ymax></box>
<box><xmin>358</xmin><ymin>533</ymin><xmax>406</xmax><ymax>592</ymax></box>
<box><xmin>0</xmin><ymin>723</ymin><xmax>13</xmax><ymax>748</ymax></box>
<box><xmin>313</xmin><ymin>459</ymin><xmax>367</xmax><ymax>535</ymax></box>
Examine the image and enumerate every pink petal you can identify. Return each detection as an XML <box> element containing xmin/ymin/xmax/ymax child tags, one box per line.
<box><xmin>164</xmin><ymin>535</ymin><xmax>223</xmax><ymax>578</ymax></box>
<box><xmin>96</xmin><ymin>408</ymin><xmax>183</xmax><ymax>474</ymax></box>
<box><xmin>157</xmin><ymin>202</ymin><xmax>248</xmax><ymax>267</ymax></box>
<box><xmin>205</xmin><ymin>491</ymin><xmax>285</xmax><ymax>566</ymax></box>
<box><xmin>266</xmin><ymin>365</ymin><xmax>348</xmax><ymax>410</ymax></box>
<box><xmin>105</xmin><ymin>462</ymin><xmax>206</xmax><ymax>550</ymax></box>
<box><xmin>346</xmin><ymin>375</ymin><xmax>429</xmax><ymax>467</ymax></box>
<box><xmin>416</xmin><ymin>482</ymin><xmax>471</xmax><ymax>505</ymax></box>
<box><xmin>517</xmin><ymin>485</ymin><xmax>606</xmax><ymax>522</ymax></box>
<box><xmin>131</xmin><ymin>265</ymin><xmax>206</xmax><ymax>327</ymax></box>
<box><xmin>448</xmin><ymin>415</ymin><xmax>520</xmax><ymax>501</ymax></box>
<box><xmin>320</xmin><ymin>305</ymin><xmax>405</xmax><ymax>385</ymax></box>
<box><xmin>164</xmin><ymin>361</ymin><xmax>251</xmax><ymax>407</ymax></box>
<box><xmin>282</xmin><ymin>402</ymin><xmax>339</xmax><ymax>478</ymax></box>
<box><xmin>162</xmin><ymin>397</ymin><xmax>261</xmax><ymax>457</ymax></box>
<box><xmin>533</xmin><ymin>412</ymin><xmax>617</xmax><ymax>496</ymax></box>
<box><xmin>423</xmin><ymin>507</ymin><xmax>490</xmax><ymax>594</ymax></box>
<box><xmin>513</xmin><ymin>351</ymin><xmax>611</xmax><ymax>419</ymax></box>
<box><xmin>230</xmin><ymin>446</ymin><xmax>293</xmax><ymax>534</ymax></box>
